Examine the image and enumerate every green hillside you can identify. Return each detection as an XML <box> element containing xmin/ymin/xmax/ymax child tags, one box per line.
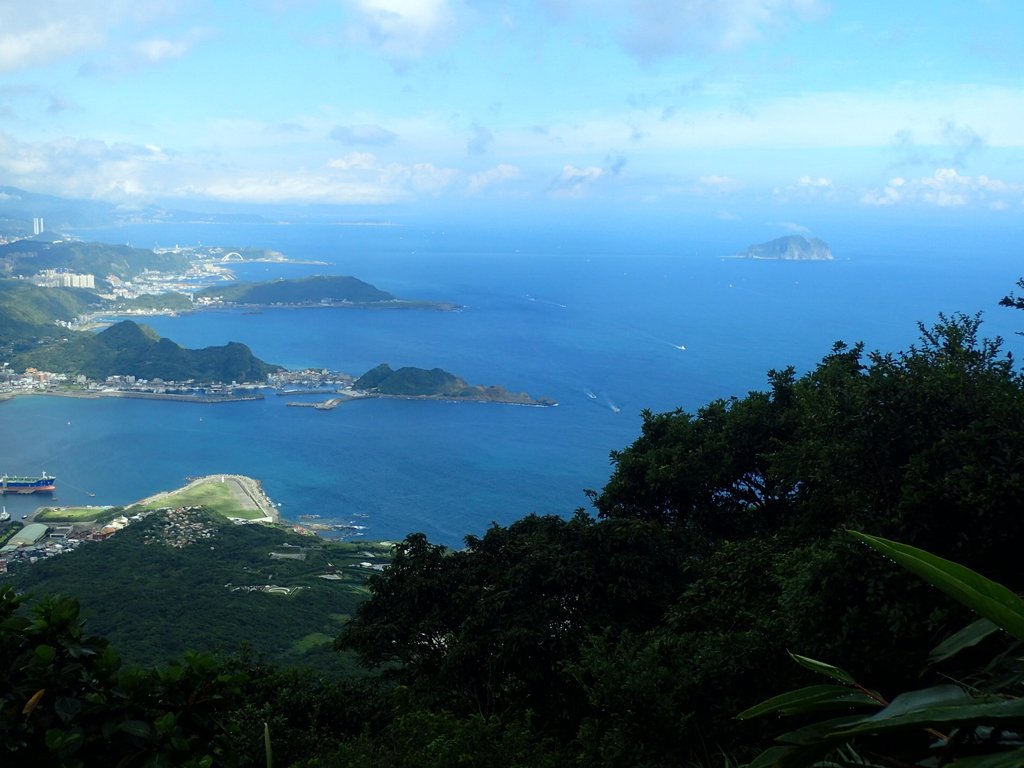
<box><xmin>0</xmin><ymin>239</ymin><xmax>190</xmax><ymax>283</ymax></box>
<box><xmin>197</xmin><ymin>274</ymin><xmax>395</xmax><ymax>304</ymax></box>
<box><xmin>0</xmin><ymin>280</ymin><xmax>102</xmax><ymax>349</ymax></box>
<box><xmin>6</xmin><ymin>509</ymin><xmax>389</xmax><ymax>673</ymax></box>
<box><xmin>355</xmin><ymin>362</ymin><xmax>551</xmax><ymax>403</ymax></box>
<box><xmin>355</xmin><ymin>363</ymin><xmax>464</xmax><ymax>395</ymax></box>
<box><xmin>13</xmin><ymin>319</ymin><xmax>282</xmax><ymax>382</ymax></box>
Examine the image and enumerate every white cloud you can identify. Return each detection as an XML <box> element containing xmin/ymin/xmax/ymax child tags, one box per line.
<box><xmin>861</xmin><ymin>176</ymin><xmax>905</xmax><ymax>206</ymax></box>
<box><xmin>197</xmin><ymin>175</ymin><xmax>403</xmax><ymax>205</ymax></box>
<box><xmin>772</xmin><ymin>174</ymin><xmax>835</xmax><ymax>202</ymax></box>
<box><xmin>381</xmin><ymin>161</ymin><xmax>458</xmax><ymax>193</ymax></box>
<box><xmin>0</xmin><ymin>133</ymin><xmax>173</xmax><ymax>200</ymax></box>
<box><xmin>467</xmin><ymin>163</ymin><xmax>521</xmax><ymax>193</ymax></box>
<box><xmin>621</xmin><ymin>0</ymin><xmax>827</xmax><ymax>62</ymax></box>
<box><xmin>550</xmin><ymin>164</ymin><xmax>605</xmax><ymax>198</ymax></box>
<box><xmin>344</xmin><ymin>0</ymin><xmax>458</xmax><ymax>65</ymax></box>
<box><xmin>0</xmin><ymin>1</ymin><xmax>177</xmax><ymax>73</ymax></box>
<box><xmin>535</xmin><ymin>85</ymin><xmax>1024</xmax><ymax>155</ymax></box>
<box><xmin>189</xmin><ymin>155</ymin><xmax>460</xmax><ymax>204</ymax></box>
<box><xmin>331</xmin><ymin>124</ymin><xmax>398</xmax><ymax>146</ymax></box>
<box><xmin>0</xmin><ymin>17</ymin><xmax>105</xmax><ymax>73</ymax></box>
<box><xmin>131</xmin><ymin>28</ymin><xmax>210</xmax><ymax>65</ymax></box>
<box><xmin>797</xmin><ymin>175</ymin><xmax>832</xmax><ymax>188</ymax></box>
<box><xmin>0</xmin><ymin>130</ymin><xmax>463</xmax><ymax>205</ymax></box>
<box><xmin>327</xmin><ymin>152</ymin><xmax>378</xmax><ymax>171</ymax></box>
<box><xmin>861</xmin><ymin>168</ymin><xmax>1022</xmax><ymax>208</ymax></box>
<box><xmin>697</xmin><ymin>174</ymin><xmax>742</xmax><ymax>193</ymax></box>
<box><xmin>772</xmin><ymin>221</ymin><xmax>811</xmax><ymax>234</ymax></box>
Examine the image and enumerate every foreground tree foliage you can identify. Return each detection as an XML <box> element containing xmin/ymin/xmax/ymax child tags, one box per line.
<box><xmin>336</xmin><ymin>312</ymin><xmax>1024</xmax><ymax>765</ymax></box>
<box><xmin>742</xmin><ymin>531</ymin><xmax>1024</xmax><ymax>767</ymax></box>
<box><xmin>5</xmin><ymin>311</ymin><xmax>1024</xmax><ymax>766</ymax></box>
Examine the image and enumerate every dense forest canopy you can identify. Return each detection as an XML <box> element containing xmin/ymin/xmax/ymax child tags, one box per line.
<box><xmin>6</xmin><ymin>310</ymin><xmax>1024</xmax><ymax>766</ymax></box>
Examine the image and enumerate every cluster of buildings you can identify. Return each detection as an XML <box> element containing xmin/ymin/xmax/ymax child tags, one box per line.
<box><xmin>0</xmin><ymin>366</ymin><xmax>263</xmax><ymax>402</ymax></box>
<box><xmin>268</xmin><ymin>368</ymin><xmax>355</xmax><ymax>388</ymax></box>
<box><xmin>0</xmin><ymin>512</ymin><xmax>143</xmax><ymax>573</ymax></box>
<box><xmin>227</xmin><ymin>583</ymin><xmax>304</xmax><ymax>596</ymax></box>
<box><xmin>32</xmin><ymin>269</ymin><xmax>96</xmax><ymax>289</ymax></box>
<box><xmin>142</xmin><ymin>506</ymin><xmax>216</xmax><ymax>548</ymax></box>
<box><xmin>0</xmin><ymin>367</ymin><xmax>73</xmax><ymax>391</ymax></box>
<box><xmin>106</xmin><ymin>259</ymin><xmax>233</xmax><ymax>301</ymax></box>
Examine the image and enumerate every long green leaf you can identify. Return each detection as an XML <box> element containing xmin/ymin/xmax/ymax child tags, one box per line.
<box><xmin>848</xmin><ymin>531</ymin><xmax>1024</xmax><ymax>640</ymax></box>
<box><xmin>930</xmin><ymin>618</ymin><xmax>1000</xmax><ymax>665</ymax></box>
<box><xmin>775</xmin><ymin>715</ymin><xmax>871</xmax><ymax>746</ymax></box>
<box><xmin>737</xmin><ymin>685</ymin><xmax>883</xmax><ymax>720</ymax></box>
<box><xmin>855</xmin><ymin>684</ymin><xmax>970</xmax><ymax>721</ymax></box>
<box><xmin>836</xmin><ymin>694</ymin><xmax>1024</xmax><ymax>737</ymax></box>
<box><xmin>788</xmin><ymin>653</ymin><xmax>855</xmax><ymax>684</ymax></box>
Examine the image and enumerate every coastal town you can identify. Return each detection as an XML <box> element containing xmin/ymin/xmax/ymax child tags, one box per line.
<box><xmin>0</xmin><ymin>473</ymin><xmax>387</xmax><ymax>577</ymax></box>
<box><xmin>0</xmin><ymin>364</ymin><xmax>356</xmax><ymax>403</ymax></box>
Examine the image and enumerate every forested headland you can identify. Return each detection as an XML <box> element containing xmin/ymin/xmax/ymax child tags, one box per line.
<box><xmin>5</xmin><ymin>307</ymin><xmax>1024</xmax><ymax>767</ymax></box>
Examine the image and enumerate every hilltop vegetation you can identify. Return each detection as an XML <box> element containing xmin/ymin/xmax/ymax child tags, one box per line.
<box><xmin>196</xmin><ymin>274</ymin><xmax>396</xmax><ymax>305</ymax></box>
<box><xmin>14</xmin><ymin>319</ymin><xmax>282</xmax><ymax>382</ymax></box>
<box><xmin>355</xmin><ymin>362</ymin><xmax>551</xmax><ymax>403</ymax></box>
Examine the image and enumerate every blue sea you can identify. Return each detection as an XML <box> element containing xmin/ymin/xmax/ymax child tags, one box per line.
<box><xmin>1</xmin><ymin>219</ymin><xmax>1022</xmax><ymax>545</ymax></box>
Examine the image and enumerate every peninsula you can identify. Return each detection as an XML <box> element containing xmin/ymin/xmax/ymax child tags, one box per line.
<box><xmin>733</xmin><ymin>235</ymin><xmax>834</xmax><ymax>261</ymax></box>
<box><xmin>194</xmin><ymin>274</ymin><xmax>460</xmax><ymax>311</ymax></box>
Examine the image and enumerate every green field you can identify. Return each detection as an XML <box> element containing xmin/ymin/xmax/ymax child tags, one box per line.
<box><xmin>131</xmin><ymin>478</ymin><xmax>267</xmax><ymax>520</ymax></box>
<box><xmin>36</xmin><ymin>506</ymin><xmax>118</xmax><ymax>523</ymax></box>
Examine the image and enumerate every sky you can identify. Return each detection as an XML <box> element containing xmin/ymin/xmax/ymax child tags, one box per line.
<box><xmin>1</xmin><ymin>0</ymin><xmax>1023</xmax><ymax>224</ymax></box>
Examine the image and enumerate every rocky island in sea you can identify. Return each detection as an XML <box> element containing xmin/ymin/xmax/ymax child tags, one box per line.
<box><xmin>353</xmin><ymin>363</ymin><xmax>556</xmax><ymax>406</ymax></box>
<box><xmin>734</xmin><ymin>235</ymin><xmax>834</xmax><ymax>261</ymax></box>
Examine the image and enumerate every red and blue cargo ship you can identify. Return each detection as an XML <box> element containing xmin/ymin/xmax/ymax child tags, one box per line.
<box><xmin>0</xmin><ymin>473</ymin><xmax>56</xmax><ymax>494</ymax></box>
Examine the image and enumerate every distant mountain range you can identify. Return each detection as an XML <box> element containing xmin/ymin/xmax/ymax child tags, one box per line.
<box><xmin>0</xmin><ymin>185</ymin><xmax>396</xmax><ymax>237</ymax></box>
<box><xmin>0</xmin><ymin>185</ymin><xmax>273</xmax><ymax>237</ymax></box>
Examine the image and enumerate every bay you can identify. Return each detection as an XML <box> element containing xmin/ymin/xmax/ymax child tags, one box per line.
<box><xmin>1</xmin><ymin>221</ymin><xmax>1021</xmax><ymax>545</ymax></box>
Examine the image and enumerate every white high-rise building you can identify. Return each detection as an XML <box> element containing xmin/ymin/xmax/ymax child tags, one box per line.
<box><xmin>32</xmin><ymin>217</ymin><xmax>44</xmax><ymax>235</ymax></box>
